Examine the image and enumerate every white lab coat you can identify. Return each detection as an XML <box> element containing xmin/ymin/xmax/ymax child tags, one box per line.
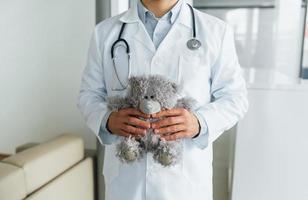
<box><xmin>78</xmin><ymin>2</ymin><xmax>248</xmax><ymax>200</ymax></box>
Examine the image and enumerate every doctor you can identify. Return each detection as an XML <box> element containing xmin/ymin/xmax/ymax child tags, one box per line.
<box><xmin>78</xmin><ymin>0</ymin><xmax>248</xmax><ymax>200</ymax></box>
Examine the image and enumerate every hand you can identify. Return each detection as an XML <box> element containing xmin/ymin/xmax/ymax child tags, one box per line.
<box><xmin>151</xmin><ymin>108</ymin><xmax>200</xmax><ymax>141</ymax></box>
<box><xmin>107</xmin><ymin>108</ymin><xmax>151</xmax><ymax>138</ymax></box>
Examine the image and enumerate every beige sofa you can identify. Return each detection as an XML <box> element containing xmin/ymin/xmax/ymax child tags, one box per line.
<box><xmin>0</xmin><ymin>134</ymin><xmax>95</xmax><ymax>200</ymax></box>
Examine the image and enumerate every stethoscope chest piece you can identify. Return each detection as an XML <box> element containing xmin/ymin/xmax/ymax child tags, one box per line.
<box><xmin>187</xmin><ymin>38</ymin><xmax>201</xmax><ymax>50</ymax></box>
<box><xmin>186</xmin><ymin>4</ymin><xmax>201</xmax><ymax>51</ymax></box>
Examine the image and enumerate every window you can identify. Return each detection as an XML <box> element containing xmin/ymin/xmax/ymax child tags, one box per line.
<box><xmin>194</xmin><ymin>0</ymin><xmax>307</xmax><ymax>83</ymax></box>
<box><xmin>301</xmin><ymin>0</ymin><xmax>308</xmax><ymax>79</ymax></box>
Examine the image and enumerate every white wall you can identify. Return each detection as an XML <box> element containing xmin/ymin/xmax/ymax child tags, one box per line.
<box><xmin>0</xmin><ymin>0</ymin><xmax>96</xmax><ymax>153</ymax></box>
<box><xmin>232</xmin><ymin>86</ymin><xmax>308</xmax><ymax>200</ymax></box>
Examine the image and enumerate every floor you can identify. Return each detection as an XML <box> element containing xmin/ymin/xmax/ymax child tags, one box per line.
<box><xmin>212</xmin><ymin>127</ymin><xmax>236</xmax><ymax>200</ymax></box>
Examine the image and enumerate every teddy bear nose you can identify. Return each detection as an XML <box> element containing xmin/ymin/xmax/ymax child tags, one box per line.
<box><xmin>145</xmin><ymin>102</ymin><xmax>153</xmax><ymax>109</ymax></box>
<box><xmin>139</xmin><ymin>100</ymin><xmax>161</xmax><ymax>114</ymax></box>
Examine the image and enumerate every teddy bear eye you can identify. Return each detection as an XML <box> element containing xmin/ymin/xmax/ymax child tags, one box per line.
<box><xmin>144</xmin><ymin>96</ymin><xmax>148</xmax><ymax>99</ymax></box>
<box><xmin>150</xmin><ymin>95</ymin><xmax>155</xmax><ymax>99</ymax></box>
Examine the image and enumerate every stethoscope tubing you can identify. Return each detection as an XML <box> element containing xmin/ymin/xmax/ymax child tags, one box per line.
<box><xmin>112</xmin><ymin>52</ymin><xmax>131</xmax><ymax>91</ymax></box>
<box><xmin>187</xmin><ymin>4</ymin><xmax>196</xmax><ymax>38</ymax></box>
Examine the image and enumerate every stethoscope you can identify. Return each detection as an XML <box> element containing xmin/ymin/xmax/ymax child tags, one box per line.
<box><xmin>111</xmin><ymin>3</ymin><xmax>201</xmax><ymax>91</ymax></box>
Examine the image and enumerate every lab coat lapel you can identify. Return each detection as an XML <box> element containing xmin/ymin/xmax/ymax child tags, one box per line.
<box><xmin>118</xmin><ymin>2</ymin><xmax>194</xmax><ymax>58</ymax></box>
<box><xmin>119</xmin><ymin>4</ymin><xmax>156</xmax><ymax>53</ymax></box>
<box><xmin>133</xmin><ymin>23</ymin><xmax>156</xmax><ymax>53</ymax></box>
<box><xmin>155</xmin><ymin>3</ymin><xmax>192</xmax><ymax>54</ymax></box>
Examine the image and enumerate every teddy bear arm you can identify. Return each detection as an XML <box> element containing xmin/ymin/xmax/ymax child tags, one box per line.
<box><xmin>175</xmin><ymin>97</ymin><xmax>197</xmax><ymax>111</ymax></box>
<box><xmin>107</xmin><ymin>96</ymin><xmax>132</xmax><ymax>111</ymax></box>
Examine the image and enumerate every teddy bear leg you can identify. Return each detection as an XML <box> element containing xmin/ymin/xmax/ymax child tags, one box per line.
<box><xmin>153</xmin><ymin>140</ymin><xmax>183</xmax><ymax>167</ymax></box>
<box><xmin>116</xmin><ymin>136</ymin><xmax>143</xmax><ymax>163</ymax></box>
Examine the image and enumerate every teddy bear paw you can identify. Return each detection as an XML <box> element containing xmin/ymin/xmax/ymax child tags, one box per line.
<box><xmin>153</xmin><ymin>140</ymin><xmax>183</xmax><ymax>167</ymax></box>
<box><xmin>116</xmin><ymin>136</ymin><xmax>143</xmax><ymax>163</ymax></box>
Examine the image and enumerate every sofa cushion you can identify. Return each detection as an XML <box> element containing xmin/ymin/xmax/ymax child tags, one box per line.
<box><xmin>25</xmin><ymin>158</ymin><xmax>94</xmax><ymax>200</ymax></box>
<box><xmin>3</xmin><ymin>134</ymin><xmax>84</xmax><ymax>194</ymax></box>
<box><xmin>0</xmin><ymin>162</ymin><xmax>27</xmax><ymax>200</ymax></box>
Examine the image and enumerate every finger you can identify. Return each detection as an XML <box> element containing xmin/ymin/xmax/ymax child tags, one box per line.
<box><xmin>117</xmin><ymin>129</ymin><xmax>131</xmax><ymax>138</ymax></box>
<box><xmin>126</xmin><ymin>117</ymin><xmax>151</xmax><ymax>129</ymax></box>
<box><xmin>151</xmin><ymin>116</ymin><xmax>185</xmax><ymax>129</ymax></box>
<box><xmin>152</xmin><ymin>108</ymin><xmax>185</xmax><ymax>119</ymax></box>
<box><xmin>154</xmin><ymin>124</ymin><xmax>186</xmax><ymax>136</ymax></box>
<box><xmin>162</xmin><ymin>131</ymin><xmax>188</xmax><ymax>141</ymax></box>
<box><xmin>121</xmin><ymin>124</ymin><xmax>147</xmax><ymax>136</ymax></box>
<box><xmin>123</xmin><ymin>108</ymin><xmax>150</xmax><ymax>119</ymax></box>
<box><xmin>118</xmin><ymin>129</ymin><xmax>145</xmax><ymax>139</ymax></box>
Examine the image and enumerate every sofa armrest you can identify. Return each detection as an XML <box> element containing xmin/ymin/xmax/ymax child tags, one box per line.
<box><xmin>25</xmin><ymin>158</ymin><xmax>94</xmax><ymax>200</ymax></box>
<box><xmin>16</xmin><ymin>143</ymin><xmax>39</xmax><ymax>153</ymax></box>
<box><xmin>0</xmin><ymin>162</ymin><xmax>27</xmax><ymax>200</ymax></box>
<box><xmin>2</xmin><ymin>133</ymin><xmax>84</xmax><ymax>194</ymax></box>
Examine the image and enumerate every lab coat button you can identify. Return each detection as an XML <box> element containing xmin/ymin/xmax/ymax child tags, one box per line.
<box><xmin>153</xmin><ymin>58</ymin><xmax>161</xmax><ymax>65</ymax></box>
<box><xmin>147</xmin><ymin>166</ymin><xmax>155</xmax><ymax>175</ymax></box>
<box><xmin>146</xmin><ymin>170</ymin><xmax>152</xmax><ymax>177</ymax></box>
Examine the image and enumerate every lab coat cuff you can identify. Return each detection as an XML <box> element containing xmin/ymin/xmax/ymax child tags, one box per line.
<box><xmin>191</xmin><ymin>110</ymin><xmax>209</xmax><ymax>149</ymax></box>
<box><xmin>99</xmin><ymin>110</ymin><xmax>119</xmax><ymax>145</ymax></box>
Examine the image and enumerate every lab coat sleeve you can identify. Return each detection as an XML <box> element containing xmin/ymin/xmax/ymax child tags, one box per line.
<box><xmin>77</xmin><ymin>29</ymin><xmax>119</xmax><ymax>146</ymax></box>
<box><xmin>191</xmin><ymin>111</ymin><xmax>209</xmax><ymax>149</ymax></box>
<box><xmin>196</xmin><ymin>24</ymin><xmax>249</xmax><ymax>148</ymax></box>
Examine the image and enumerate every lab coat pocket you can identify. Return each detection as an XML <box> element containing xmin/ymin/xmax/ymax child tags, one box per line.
<box><xmin>102</xmin><ymin>144</ymin><xmax>120</xmax><ymax>184</ymax></box>
<box><xmin>104</xmin><ymin>48</ymin><xmax>130</xmax><ymax>97</ymax></box>
<box><xmin>178</xmin><ymin>54</ymin><xmax>211</xmax><ymax>102</ymax></box>
<box><xmin>178</xmin><ymin>54</ymin><xmax>208</xmax><ymax>82</ymax></box>
<box><xmin>106</xmin><ymin>77</ymin><xmax>128</xmax><ymax>98</ymax></box>
<box><xmin>182</xmin><ymin>139</ymin><xmax>211</xmax><ymax>186</ymax></box>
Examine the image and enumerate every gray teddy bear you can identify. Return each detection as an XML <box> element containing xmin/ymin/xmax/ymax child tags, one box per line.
<box><xmin>107</xmin><ymin>75</ymin><xmax>196</xmax><ymax>167</ymax></box>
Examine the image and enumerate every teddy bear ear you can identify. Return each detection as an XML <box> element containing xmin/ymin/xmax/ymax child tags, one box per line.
<box><xmin>128</xmin><ymin>76</ymin><xmax>141</xmax><ymax>87</ymax></box>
